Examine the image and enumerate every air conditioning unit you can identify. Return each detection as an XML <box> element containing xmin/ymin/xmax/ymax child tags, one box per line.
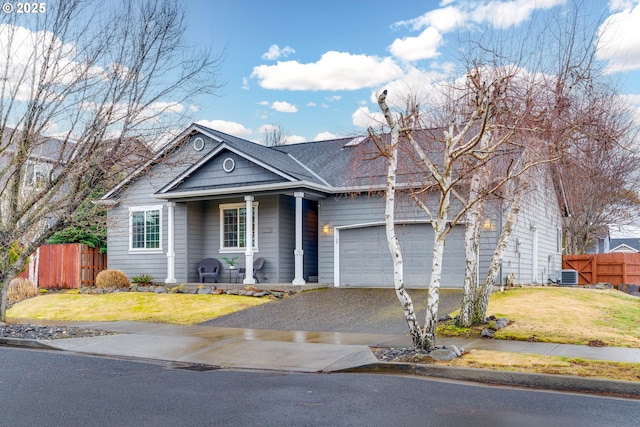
<box><xmin>558</xmin><ymin>269</ymin><xmax>578</xmax><ymax>286</ymax></box>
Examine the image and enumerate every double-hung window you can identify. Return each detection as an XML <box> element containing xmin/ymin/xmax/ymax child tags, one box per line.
<box><xmin>220</xmin><ymin>202</ymin><xmax>258</xmax><ymax>252</ymax></box>
<box><xmin>129</xmin><ymin>205</ymin><xmax>162</xmax><ymax>252</ymax></box>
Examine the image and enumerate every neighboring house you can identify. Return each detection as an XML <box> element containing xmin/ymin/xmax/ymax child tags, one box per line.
<box><xmin>101</xmin><ymin>123</ymin><xmax>564</xmax><ymax>288</ymax></box>
<box><xmin>599</xmin><ymin>224</ymin><xmax>640</xmax><ymax>253</ymax></box>
<box><xmin>609</xmin><ymin>225</ymin><xmax>640</xmax><ymax>253</ymax></box>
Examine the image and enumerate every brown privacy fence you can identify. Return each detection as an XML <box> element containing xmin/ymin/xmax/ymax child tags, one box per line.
<box><xmin>562</xmin><ymin>253</ymin><xmax>640</xmax><ymax>286</ymax></box>
<box><xmin>17</xmin><ymin>244</ymin><xmax>107</xmax><ymax>289</ymax></box>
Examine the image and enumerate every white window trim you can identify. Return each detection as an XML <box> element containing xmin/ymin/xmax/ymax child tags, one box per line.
<box><xmin>129</xmin><ymin>205</ymin><xmax>163</xmax><ymax>253</ymax></box>
<box><xmin>219</xmin><ymin>202</ymin><xmax>259</xmax><ymax>253</ymax></box>
<box><xmin>22</xmin><ymin>161</ymin><xmax>52</xmax><ymax>190</ymax></box>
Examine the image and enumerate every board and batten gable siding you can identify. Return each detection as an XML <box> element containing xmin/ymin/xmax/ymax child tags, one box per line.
<box><xmin>501</xmin><ymin>167</ymin><xmax>563</xmax><ymax>284</ymax></box>
<box><xmin>171</xmin><ymin>149</ymin><xmax>287</xmax><ymax>192</ymax></box>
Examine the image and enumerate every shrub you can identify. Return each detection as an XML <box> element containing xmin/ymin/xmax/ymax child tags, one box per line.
<box><xmin>7</xmin><ymin>278</ymin><xmax>39</xmax><ymax>304</ymax></box>
<box><xmin>131</xmin><ymin>273</ymin><xmax>154</xmax><ymax>285</ymax></box>
<box><xmin>95</xmin><ymin>269</ymin><xmax>131</xmax><ymax>289</ymax></box>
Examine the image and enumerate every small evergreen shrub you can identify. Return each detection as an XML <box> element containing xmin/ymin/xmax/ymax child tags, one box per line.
<box><xmin>95</xmin><ymin>269</ymin><xmax>131</xmax><ymax>289</ymax></box>
<box><xmin>7</xmin><ymin>278</ymin><xmax>39</xmax><ymax>303</ymax></box>
<box><xmin>131</xmin><ymin>273</ymin><xmax>154</xmax><ymax>285</ymax></box>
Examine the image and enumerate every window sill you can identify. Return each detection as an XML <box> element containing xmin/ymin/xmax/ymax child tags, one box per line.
<box><xmin>128</xmin><ymin>249</ymin><xmax>164</xmax><ymax>255</ymax></box>
<box><xmin>219</xmin><ymin>248</ymin><xmax>259</xmax><ymax>254</ymax></box>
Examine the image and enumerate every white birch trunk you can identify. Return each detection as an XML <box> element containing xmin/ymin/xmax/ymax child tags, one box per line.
<box><xmin>376</xmin><ymin>91</ymin><xmax>422</xmax><ymax>346</ymax></box>
<box><xmin>473</xmin><ymin>190</ymin><xmax>522</xmax><ymax>323</ymax></box>
<box><xmin>458</xmin><ymin>195</ymin><xmax>482</xmax><ymax>327</ymax></box>
<box><xmin>421</xmin><ymin>178</ymin><xmax>451</xmax><ymax>350</ymax></box>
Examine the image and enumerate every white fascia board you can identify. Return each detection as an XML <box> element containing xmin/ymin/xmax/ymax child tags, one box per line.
<box><xmin>153</xmin><ymin>180</ymin><xmax>334</xmax><ymax>200</ymax></box>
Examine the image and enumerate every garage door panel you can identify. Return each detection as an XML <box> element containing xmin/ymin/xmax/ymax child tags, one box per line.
<box><xmin>339</xmin><ymin>224</ymin><xmax>464</xmax><ymax>288</ymax></box>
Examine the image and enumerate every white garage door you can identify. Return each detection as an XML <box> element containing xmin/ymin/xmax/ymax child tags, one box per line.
<box><xmin>339</xmin><ymin>224</ymin><xmax>465</xmax><ymax>287</ymax></box>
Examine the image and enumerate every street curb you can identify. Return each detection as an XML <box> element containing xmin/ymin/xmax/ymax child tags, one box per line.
<box><xmin>0</xmin><ymin>338</ymin><xmax>55</xmax><ymax>350</ymax></box>
<box><xmin>335</xmin><ymin>362</ymin><xmax>640</xmax><ymax>398</ymax></box>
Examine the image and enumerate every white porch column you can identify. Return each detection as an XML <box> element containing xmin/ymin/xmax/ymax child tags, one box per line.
<box><xmin>293</xmin><ymin>192</ymin><xmax>305</xmax><ymax>286</ymax></box>
<box><xmin>243</xmin><ymin>196</ymin><xmax>255</xmax><ymax>285</ymax></box>
<box><xmin>165</xmin><ymin>202</ymin><xmax>177</xmax><ymax>283</ymax></box>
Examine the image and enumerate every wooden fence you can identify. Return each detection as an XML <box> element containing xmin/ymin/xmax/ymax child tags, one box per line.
<box><xmin>562</xmin><ymin>253</ymin><xmax>640</xmax><ymax>286</ymax></box>
<box><xmin>17</xmin><ymin>244</ymin><xmax>107</xmax><ymax>289</ymax></box>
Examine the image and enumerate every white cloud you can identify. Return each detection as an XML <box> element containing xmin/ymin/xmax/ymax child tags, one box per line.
<box><xmin>389</xmin><ymin>27</ymin><xmax>443</xmax><ymax>62</ymax></box>
<box><xmin>287</xmin><ymin>134</ymin><xmax>307</xmax><ymax>144</ymax></box>
<box><xmin>597</xmin><ymin>2</ymin><xmax>640</xmax><ymax>73</ymax></box>
<box><xmin>257</xmin><ymin>100</ymin><xmax>270</xmax><ymax>106</ymax></box>
<box><xmin>393</xmin><ymin>6</ymin><xmax>466</xmax><ymax>33</ymax></box>
<box><xmin>188</xmin><ymin>104</ymin><xmax>199</xmax><ymax>113</ymax></box>
<box><xmin>196</xmin><ymin>119</ymin><xmax>252</xmax><ymax>137</ymax></box>
<box><xmin>261</xmin><ymin>44</ymin><xmax>296</xmax><ymax>60</ymax></box>
<box><xmin>149</xmin><ymin>101</ymin><xmax>184</xmax><ymax>114</ymax></box>
<box><xmin>271</xmin><ymin>101</ymin><xmax>298</xmax><ymax>113</ymax></box>
<box><xmin>352</xmin><ymin>106</ymin><xmax>385</xmax><ymax>129</ymax></box>
<box><xmin>242</xmin><ymin>77</ymin><xmax>250</xmax><ymax>90</ymax></box>
<box><xmin>307</xmin><ymin>101</ymin><xmax>317</xmax><ymax>107</ymax></box>
<box><xmin>313</xmin><ymin>131</ymin><xmax>339</xmax><ymax>141</ymax></box>
<box><xmin>470</xmin><ymin>0</ymin><xmax>565</xmax><ymax>29</ymax></box>
<box><xmin>251</xmin><ymin>51</ymin><xmax>404</xmax><ymax>91</ymax></box>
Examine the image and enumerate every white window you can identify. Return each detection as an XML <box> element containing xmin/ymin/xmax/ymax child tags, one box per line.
<box><xmin>24</xmin><ymin>162</ymin><xmax>52</xmax><ymax>188</ymax></box>
<box><xmin>219</xmin><ymin>202</ymin><xmax>258</xmax><ymax>252</ymax></box>
<box><xmin>129</xmin><ymin>205</ymin><xmax>162</xmax><ymax>252</ymax></box>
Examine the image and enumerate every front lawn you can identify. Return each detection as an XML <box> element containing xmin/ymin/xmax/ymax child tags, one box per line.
<box><xmin>7</xmin><ymin>292</ymin><xmax>271</xmax><ymax>325</ymax></box>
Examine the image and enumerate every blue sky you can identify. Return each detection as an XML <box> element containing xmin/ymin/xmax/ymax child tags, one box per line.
<box><xmin>179</xmin><ymin>0</ymin><xmax>640</xmax><ymax>144</ymax></box>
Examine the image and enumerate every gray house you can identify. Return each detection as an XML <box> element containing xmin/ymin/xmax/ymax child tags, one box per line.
<box><xmin>102</xmin><ymin>123</ymin><xmax>564</xmax><ymax>288</ymax></box>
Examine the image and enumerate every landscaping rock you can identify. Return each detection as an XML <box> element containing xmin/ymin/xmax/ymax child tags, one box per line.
<box><xmin>154</xmin><ymin>287</ymin><xmax>167</xmax><ymax>294</ymax></box>
<box><xmin>429</xmin><ymin>348</ymin><xmax>458</xmax><ymax>361</ymax></box>
<box><xmin>196</xmin><ymin>287</ymin><xmax>211</xmax><ymax>295</ymax></box>
<box><xmin>618</xmin><ymin>283</ymin><xmax>640</xmax><ymax>294</ymax></box>
<box><xmin>481</xmin><ymin>328</ymin><xmax>495</xmax><ymax>338</ymax></box>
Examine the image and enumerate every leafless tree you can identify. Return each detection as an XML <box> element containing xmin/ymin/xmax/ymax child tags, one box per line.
<box><xmin>369</xmin><ymin>65</ymin><xmax>543</xmax><ymax>348</ymax></box>
<box><xmin>263</xmin><ymin>124</ymin><xmax>289</xmax><ymax>147</ymax></box>
<box><xmin>0</xmin><ymin>0</ymin><xmax>223</xmax><ymax>321</ymax></box>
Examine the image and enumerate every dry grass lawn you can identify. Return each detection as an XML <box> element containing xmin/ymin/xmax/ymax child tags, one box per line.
<box><xmin>7</xmin><ymin>292</ymin><xmax>271</xmax><ymax>325</ymax></box>
<box><xmin>485</xmin><ymin>287</ymin><xmax>640</xmax><ymax>347</ymax></box>
<box><xmin>433</xmin><ymin>287</ymin><xmax>640</xmax><ymax>382</ymax></box>
<box><xmin>435</xmin><ymin>349</ymin><xmax>640</xmax><ymax>383</ymax></box>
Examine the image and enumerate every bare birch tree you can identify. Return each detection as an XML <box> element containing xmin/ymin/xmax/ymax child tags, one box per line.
<box><xmin>0</xmin><ymin>0</ymin><xmax>223</xmax><ymax>321</ymax></box>
<box><xmin>370</xmin><ymin>67</ymin><xmax>523</xmax><ymax>349</ymax></box>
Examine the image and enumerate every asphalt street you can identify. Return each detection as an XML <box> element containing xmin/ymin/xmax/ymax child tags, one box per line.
<box><xmin>3</xmin><ymin>347</ymin><xmax>639</xmax><ymax>427</ymax></box>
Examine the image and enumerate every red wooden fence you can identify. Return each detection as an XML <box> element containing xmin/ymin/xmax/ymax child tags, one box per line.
<box><xmin>17</xmin><ymin>244</ymin><xmax>107</xmax><ymax>289</ymax></box>
<box><xmin>562</xmin><ymin>253</ymin><xmax>640</xmax><ymax>286</ymax></box>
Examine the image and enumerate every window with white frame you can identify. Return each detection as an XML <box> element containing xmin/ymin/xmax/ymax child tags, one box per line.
<box><xmin>220</xmin><ymin>202</ymin><xmax>258</xmax><ymax>252</ymax></box>
<box><xmin>129</xmin><ymin>205</ymin><xmax>162</xmax><ymax>251</ymax></box>
<box><xmin>24</xmin><ymin>162</ymin><xmax>52</xmax><ymax>188</ymax></box>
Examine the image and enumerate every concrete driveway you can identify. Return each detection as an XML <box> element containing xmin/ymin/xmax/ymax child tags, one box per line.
<box><xmin>199</xmin><ymin>288</ymin><xmax>463</xmax><ymax>335</ymax></box>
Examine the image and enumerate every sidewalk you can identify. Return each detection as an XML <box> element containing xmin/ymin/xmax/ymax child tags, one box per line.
<box><xmin>4</xmin><ymin>321</ymin><xmax>639</xmax><ymax>397</ymax></box>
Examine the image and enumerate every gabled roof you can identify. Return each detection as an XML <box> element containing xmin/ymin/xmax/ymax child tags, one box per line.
<box><xmin>610</xmin><ymin>243</ymin><xmax>639</xmax><ymax>253</ymax></box>
<box><xmin>101</xmin><ymin>122</ymin><xmax>547</xmax><ymax>202</ymax></box>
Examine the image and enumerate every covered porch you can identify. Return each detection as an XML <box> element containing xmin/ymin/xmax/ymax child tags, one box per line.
<box><xmin>161</xmin><ymin>191</ymin><xmax>322</xmax><ymax>287</ymax></box>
